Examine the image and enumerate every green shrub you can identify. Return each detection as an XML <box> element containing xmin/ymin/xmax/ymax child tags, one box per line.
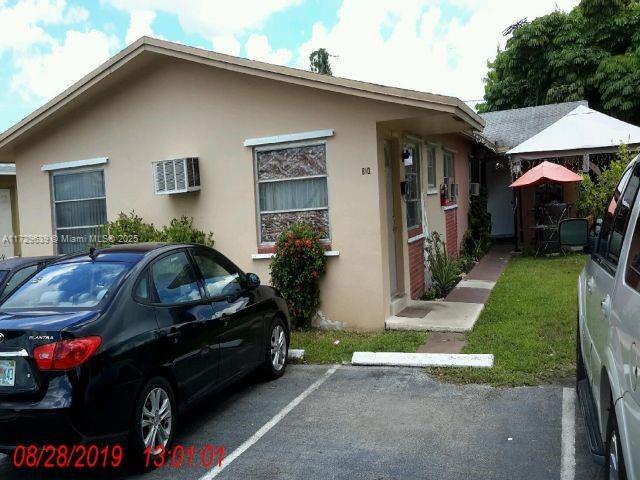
<box><xmin>576</xmin><ymin>143</ymin><xmax>632</xmax><ymax>220</ymax></box>
<box><xmin>101</xmin><ymin>211</ymin><xmax>214</xmax><ymax>246</ymax></box>
<box><xmin>461</xmin><ymin>190</ymin><xmax>493</xmax><ymax>261</ymax></box>
<box><xmin>101</xmin><ymin>211</ymin><xmax>159</xmax><ymax>244</ymax></box>
<box><xmin>269</xmin><ymin>223</ymin><xmax>327</xmax><ymax>328</ymax></box>
<box><xmin>468</xmin><ymin>190</ymin><xmax>492</xmax><ymax>241</ymax></box>
<box><xmin>425</xmin><ymin>232</ymin><xmax>460</xmax><ymax>298</ymax></box>
<box><xmin>421</xmin><ymin>288</ymin><xmax>439</xmax><ymax>301</ymax></box>
<box><xmin>461</xmin><ymin>230</ymin><xmax>491</xmax><ymax>261</ymax></box>
<box><xmin>161</xmin><ymin>216</ymin><xmax>214</xmax><ymax>246</ymax></box>
<box><xmin>457</xmin><ymin>253</ymin><xmax>476</xmax><ymax>274</ymax></box>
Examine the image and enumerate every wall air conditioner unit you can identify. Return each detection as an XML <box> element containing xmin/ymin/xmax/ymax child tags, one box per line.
<box><xmin>470</xmin><ymin>182</ymin><xmax>481</xmax><ymax>196</ymax></box>
<box><xmin>152</xmin><ymin>157</ymin><xmax>200</xmax><ymax>195</ymax></box>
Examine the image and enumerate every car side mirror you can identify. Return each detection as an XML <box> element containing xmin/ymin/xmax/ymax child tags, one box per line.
<box><xmin>245</xmin><ymin>273</ymin><xmax>260</xmax><ymax>288</ymax></box>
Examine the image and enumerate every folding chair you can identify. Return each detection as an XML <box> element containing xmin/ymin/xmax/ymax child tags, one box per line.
<box><xmin>559</xmin><ymin>218</ymin><xmax>589</xmax><ymax>254</ymax></box>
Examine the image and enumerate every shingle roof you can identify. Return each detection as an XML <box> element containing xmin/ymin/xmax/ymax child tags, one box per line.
<box><xmin>480</xmin><ymin>101</ymin><xmax>588</xmax><ymax>150</ymax></box>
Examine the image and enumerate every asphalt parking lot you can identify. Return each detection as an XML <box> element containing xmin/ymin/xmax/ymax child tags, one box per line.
<box><xmin>0</xmin><ymin>365</ymin><xmax>602</xmax><ymax>479</ymax></box>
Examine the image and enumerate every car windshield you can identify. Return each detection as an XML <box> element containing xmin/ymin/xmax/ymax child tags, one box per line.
<box><xmin>1</xmin><ymin>261</ymin><xmax>130</xmax><ymax>309</ymax></box>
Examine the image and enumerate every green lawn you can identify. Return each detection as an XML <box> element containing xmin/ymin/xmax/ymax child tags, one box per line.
<box><xmin>429</xmin><ymin>254</ymin><xmax>586</xmax><ymax>387</ymax></box>
<box><xmin>290</xmin><ymin>330</ymin><xmax>428</xmax><ymax>364</ymax></box>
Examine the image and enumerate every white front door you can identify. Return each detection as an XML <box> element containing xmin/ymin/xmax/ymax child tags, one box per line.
<box><xmin>0</xmin><ymin>189</ymin><xmax>14</xmax><ymax>258</ymax></box>
<box><xmin>384</xmin><ymin>140</ymin><xmax>399</xmax><ymax>296</ymax></box>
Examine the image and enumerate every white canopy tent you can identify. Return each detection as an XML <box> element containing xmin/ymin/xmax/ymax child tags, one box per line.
<box><xmin>507</xmin><ymin>105</ymin><xmax>640</xmax><ymax>161</ymax></box>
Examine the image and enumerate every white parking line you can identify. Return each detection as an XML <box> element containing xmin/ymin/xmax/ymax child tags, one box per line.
<box><xmin>560</xmin><ymin>387</ymin><xmax>576</xmax><ymax>480</ymax></box>
<box><xmin>198</xmin><ymin>365</ymin><xmax>339</xmax><ymax>480</ymax></box>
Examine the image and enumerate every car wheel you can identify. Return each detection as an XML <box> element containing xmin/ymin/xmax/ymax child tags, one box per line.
<box><xmin>261</xmin><ymin>317</ymin><xmax>288</xmax><ymax>379</ymax></box>
<box><xmin>129</xmin><ymin>376</ymin><xmax>177</xmax><ymax>471</ymax></box>
<box><xmin>605</xmin><ymin>405</ymin><xmax>627</xmax><ymax>480</ymax></box>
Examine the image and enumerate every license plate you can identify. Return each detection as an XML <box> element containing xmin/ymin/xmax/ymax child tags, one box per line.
<box><xmin>0</xmin><ymin>360</ymin><xmax>16</xmax><ymax>387</ymax></box>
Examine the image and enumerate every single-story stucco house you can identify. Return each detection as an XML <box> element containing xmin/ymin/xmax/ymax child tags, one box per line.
<box><xmin>0</xmin><ymin>37</ymin><xmax>484</xmax><ymax>330</ymax></box>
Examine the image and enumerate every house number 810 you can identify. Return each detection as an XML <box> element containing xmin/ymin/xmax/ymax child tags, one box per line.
<box><xmin>362</xmin><ymin>167</ymin><xmax>371</xmax><ymax>175</ymax></box>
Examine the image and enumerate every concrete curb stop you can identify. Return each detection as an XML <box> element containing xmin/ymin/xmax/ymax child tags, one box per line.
<box><xmin>351</xmin><ymin>352</ymin><xmax>494</xmax><ymax>368</ymax></box>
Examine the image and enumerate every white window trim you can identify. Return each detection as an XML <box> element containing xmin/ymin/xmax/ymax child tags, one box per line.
<box><xmin>251</xmin><ymin>250</ymin><xmax>339</xmax><ymax>260</ymax></box>
<box><xmin>244</xmin><ymin>129</ymin><xmax>334</xmax><ymax>147</ymax></box>
<box><xmin>408</xmin><ymin>232</ymin><xmax>425</xmax><ymax>244</ymax></box>
<box><xmin>253</xmin><ymin>139</ymin><xmax>332</xmax><ymax>244</ymax></box>
<box><xmin>42</xmin><ymin>157</ymin><xmax>108</xmax><ymax>172</ymax></box>
<box><xmin>443</xmin><ymin>204</ymin><xmax>458</xmax><ymax>211</ymax></box>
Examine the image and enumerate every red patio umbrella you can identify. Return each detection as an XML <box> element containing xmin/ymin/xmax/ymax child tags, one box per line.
<box><xmin>509</xmin><ymin>161</ymin><xmax>583</xmax><ymax>188</ymax></box>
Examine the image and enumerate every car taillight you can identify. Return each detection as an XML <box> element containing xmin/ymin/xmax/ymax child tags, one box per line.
<box><xmin>34</xmin><ymin>336</ymin><xmax>101</xmax><ymax>371</ymax></box>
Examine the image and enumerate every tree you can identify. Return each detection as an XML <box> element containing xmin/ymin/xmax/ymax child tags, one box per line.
<box><xmin>479</xmin><ymin>0</ymin><xmax>640</xmax><ymax>124</ymax></box>
<box><xmin>575</xmin><ymin>143</ymin><xmax>631</xmax><ymax>220</ymax></box>
<box><xmin>309</xmin><ymin>48</ymin><xmax>333</xmax><ymax>75</ymax></box>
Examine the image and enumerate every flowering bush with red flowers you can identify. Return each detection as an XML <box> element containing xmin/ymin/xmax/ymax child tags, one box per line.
<box><xmin>269</xmin><ymin>223</ymin><xmax>327</xmax><ymax>328</ymax></box>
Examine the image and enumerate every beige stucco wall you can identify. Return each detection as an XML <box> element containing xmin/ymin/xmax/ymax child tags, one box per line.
<box><xmin>10</xmin><ymin>57</ymin><xmax>464</xmax><ymax>330</ymax></box>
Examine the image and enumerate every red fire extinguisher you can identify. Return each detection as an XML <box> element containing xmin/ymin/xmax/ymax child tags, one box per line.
<box><xmin>440</xmin><ymin>183</ymin><xmax>448</xmax><ymax>207</ymax></box>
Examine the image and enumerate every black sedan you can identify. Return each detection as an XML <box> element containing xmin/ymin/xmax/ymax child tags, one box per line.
<box><xmin>0</xmin><ymin>256</ymin><xmax>55</xmax><ymax>300</ymax></box>
<box><xmin>0</xmin><ymin>243</ymin><xmax>290</xmax><ymax>469</ymax></box>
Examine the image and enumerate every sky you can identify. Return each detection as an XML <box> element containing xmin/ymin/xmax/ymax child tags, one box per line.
<box><xmin>0</xmin><ymin>0</ymin><xmax>581</xmax><ymax>133</ymax></box>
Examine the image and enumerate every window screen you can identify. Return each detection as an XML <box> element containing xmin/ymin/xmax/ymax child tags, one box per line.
<box><xmin>426</xmin><ymin>147</ymin><xmax>436</xmax><ymax>189</ymax></box>
<box><xmin>52</xmin><ymin>169</ymin><xmax>107</xmax><ymax>254</ymax></box>
<box><xmin>404</xmin><ymin>144</ymin><xmax>421</xmax><ymax>229</ymax></box>
<box><xmin>443</xmin><ymin>151</ymin><xmax>455</xmax><ymax>182</ymax></box>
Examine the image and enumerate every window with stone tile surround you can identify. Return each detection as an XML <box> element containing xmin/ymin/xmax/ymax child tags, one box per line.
<box><xmin>255</xmin><ymin>142</ymin><xmax>330</xmax><ymax>243</ymax></box>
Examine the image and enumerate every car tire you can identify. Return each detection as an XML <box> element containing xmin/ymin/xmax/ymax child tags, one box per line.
<box><xmin>129</xmin><ymin>376</ymin><xmax>177</xmax><ymax>472</ymax></box>
<box><xmin>605</xmin><ymin>404</ymin><xmax>627</xmax><ymax>480</ymax></box>
<box><xmin>261</xmin><ymin>317</ymin><xmax>289</xmax><ymax>380</ymax></box>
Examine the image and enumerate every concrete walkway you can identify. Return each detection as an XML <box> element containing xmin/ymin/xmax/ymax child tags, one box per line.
<box><xmin>444</xmin><ymin>242</ymin><xmax>512</xmax><ymax>305</ymax></box>
<box><xmin>421</xmin><ymin>242</ymin><xmax>513</xmax><ymax>353</ymax></box>
<box><xmin>386</xmin><ymin>243</ymin><xmax>513</xmax><ymax>353</ymax></box>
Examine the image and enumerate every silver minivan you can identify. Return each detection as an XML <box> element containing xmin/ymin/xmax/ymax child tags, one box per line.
<box><xmin>578</xmin><ymin>154</ymin><xmax>640</xmax><ymax>480</ymax></box>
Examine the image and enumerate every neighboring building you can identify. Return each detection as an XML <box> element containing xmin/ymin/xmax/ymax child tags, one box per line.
<box><xmin>0</xmin><ymin>37</ymin><xmax>484</xmax><ymax>330</ymax></box>
<box><xmin>477</xmin><ymin>101</ymin><xmax>640</xmax><ymax>247</ymax></box>
<box><xmin>477</xmin><ymin>101</ymin><xmax>588</xmax><ymax>239</ymax></box>
<box><xmin>0</xmin><ymin>164</ymin><xmax>19</xmax><ymax>258</ymax></box>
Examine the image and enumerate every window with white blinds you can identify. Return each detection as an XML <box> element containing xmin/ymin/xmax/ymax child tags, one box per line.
<box><xmin>52</xmin><ymin>169</ymin><xmax>107</xmax><ymax>254</ymax></box>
